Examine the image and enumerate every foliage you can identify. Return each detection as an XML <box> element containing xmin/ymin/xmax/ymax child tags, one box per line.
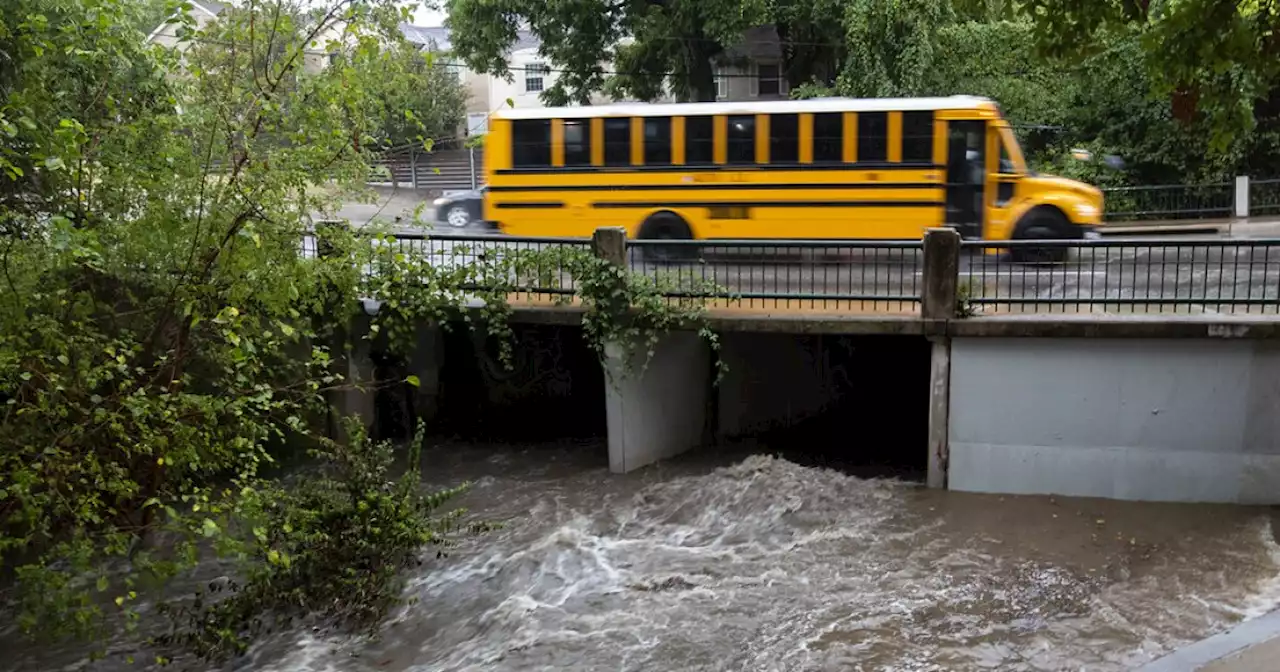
<box><xmin>363</xmin><ymin>236</ymin><xmax>731</xmax><ymax>381</ymax></box>
<box><xmin>1020</xmin><ymin>0</ymin><xmax>1280</xmax><ymax>150</ymax></box>
<box><xmin>156</xmin><ymin>419</ymin><xmax>479</xmax><ymax>660</ymax></box>
<box><xmin>0</xmin><ymin>0</ymin><xmax>476</xmax><ymax>660</ymax></box>
<box><xmin>445</xmin><ymin>0</ymin><xmax>769</xmax><ymax>104</ymax></box>
<box><xmin>345</xmin><ymin>43</ymin><xmax>469</xmax><ymax>150</ymax></box>
<box><xmin>838</xmin><ymin>0</ymin><xmax>955</xmax><ymax>98</ymax></box>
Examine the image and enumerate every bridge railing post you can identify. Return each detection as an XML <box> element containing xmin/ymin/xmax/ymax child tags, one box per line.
<box><xmin>921</xmin><ymin>227</ymin><xmax>961</xmax><ymax>322</ymax></box>
<box><xmin>1235</xmin><ymin>175</ymin><xmax>1250</xmax><ymax>219</ymax></box>
<box><xmin>592</xmin><ymin>226</ymin><xmax>628</xmax><ymax>268</ymax></box>
<box><xmin>921</xmin><ymin>228</ymin><xmax>960</xmax><ymax>490</ymax></box>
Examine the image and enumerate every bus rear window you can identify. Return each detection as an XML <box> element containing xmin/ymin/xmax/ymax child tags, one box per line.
<box><xmin>685</xmin><ymin>116</ymin><xmax>714</xmax><ymax>165</ymax></box>
<box><xmin>512</xmin><ymin>119</ymin><xmax>551</xmax><ymax>168</ymax></box>
<box><xmin>813</xmin><ymin>113</ymin><xmax>843</xmax><ymax>163</ymax></box>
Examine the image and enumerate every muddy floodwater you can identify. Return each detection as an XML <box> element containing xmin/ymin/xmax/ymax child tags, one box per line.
<box><xmin>12</xmin><ymin>440</ymin><xmax>1280</xmax><ymax>672</ymax></box>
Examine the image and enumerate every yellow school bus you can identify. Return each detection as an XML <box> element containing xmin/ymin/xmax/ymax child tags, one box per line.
<box><xmin>482</xmin><ymin>96</ymin><xmax>1103</xmax><ymax>258</ymax></box>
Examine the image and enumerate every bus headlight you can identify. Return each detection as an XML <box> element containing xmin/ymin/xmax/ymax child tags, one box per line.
<box><xmin>1074</xmin><ymin>203</ymin><xmax>1099</xmax><ymax>220</ymax></box>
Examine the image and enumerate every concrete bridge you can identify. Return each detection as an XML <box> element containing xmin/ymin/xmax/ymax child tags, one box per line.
<box><xmin>335</xmin><ymin>227</ymin><xmax>1280</xmax><ymax>506</ymax></box>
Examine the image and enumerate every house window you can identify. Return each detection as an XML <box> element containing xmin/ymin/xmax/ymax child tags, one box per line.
<box><xmin>754</xmin><ymin>63</ymin><xmax>784</xmax><ymax>98</ymax></box>
<box><xmin>715</xmin><ymin>70</ymin><xmax>729</xmax><ymax>100</ymax></box>
<box><xmin>525</xmin><ymin>63</ymin><xmax>549</xmax><ymax>93</ymax></box>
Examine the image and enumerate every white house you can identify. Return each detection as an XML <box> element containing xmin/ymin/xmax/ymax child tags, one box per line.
<box><xmin>396</xmin><ymin>24</ymin><xmax>794</xmax><ymax>138</ymax></box>
<box><xmin>146</xmin><ymin>0</ymin><xmax>350</xmax><ymax>75</ymax></box>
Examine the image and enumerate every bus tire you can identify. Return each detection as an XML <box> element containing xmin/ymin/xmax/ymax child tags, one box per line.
<box><xmin>638</xmin><ymin>211</ymin><xmax>695</xmax><ymax>263</ymax></box>
<box><xmin>1011</xmin><ymin>207</ymin><xmax>1072</xmax><ymax>264</ymax></box>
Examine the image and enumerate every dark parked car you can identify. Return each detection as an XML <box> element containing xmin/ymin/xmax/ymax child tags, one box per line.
<box><xmin>432</xmin><ymin>187</ymin><xmax>494</xmax><ymax>231</ymax></box>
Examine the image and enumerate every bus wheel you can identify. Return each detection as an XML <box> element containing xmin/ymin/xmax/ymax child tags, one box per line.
<box><xmin>1011</xmin><ymin>208</ymin><xmax>1071</xmax><ymax>264</ymax></box>
<box><xmin>638</xmin><ymin>212</ymin><xmax>695</xmax><ymax>263</ymax></box>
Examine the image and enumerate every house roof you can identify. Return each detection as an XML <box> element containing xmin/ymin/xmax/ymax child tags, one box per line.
<box><xmin>398</xmin><ymin>23</ymin><xmax>541</xmax><ymax>53</ymax></box>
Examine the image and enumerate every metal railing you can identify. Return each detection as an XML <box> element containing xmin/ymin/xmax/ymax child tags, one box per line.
<box><xmin>342</xmin><ymin>230</ymin><xmax>1280</xmax><ymax>318</ymax></box>
<box><xmin>1252</xmin><ymin>179</ymin><xmax>1280</xmax><ymax>217</ymax></box>
<box><xmin>625</xmin><ymin>239</ymin><xmax>923</xmax><ymax>314</ymax></box>
<box><xmin>959</xmin><ymin>239</ymin><xmax>1280</xmax><ymax>315</ymax></box>
<box><xmin>1102</xmin><ymin>183</ymin><xmax>1235</xmax><ymax>222</ymax></box>
<box><xmin>383</xmin><ymin>233</ymin><xmax>587</xmax><ymax>301</ymax></box>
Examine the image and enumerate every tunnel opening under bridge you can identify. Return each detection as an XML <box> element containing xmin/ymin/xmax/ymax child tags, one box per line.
<box><xmin>368</xmin><ymin>323</ymin><xmax>607</xmax><ymax>446</ymax></box>
<box><xmin>714</xmin><ymin>333</ymin><xmax>931</xmax><ymax>480</ymax></box>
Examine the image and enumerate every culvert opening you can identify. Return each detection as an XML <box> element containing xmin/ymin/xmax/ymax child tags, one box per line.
<box><xmin>716</xmin><ymin>334</ymin><xmax>931</xmax><ymax>480</ymax></box>
<box><xmin>427</xmin><ymin>323</ymin><xmax>607</xmax><ymax>442</ymax></box>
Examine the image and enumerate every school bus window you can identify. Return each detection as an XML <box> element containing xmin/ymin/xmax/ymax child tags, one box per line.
<box><xmin>685</xmin><ymin>116</ymin><xmax>714</xmax><ymax>165</ymax></box>
<box><xmin>563</xmin><ymin>120</ymin><xmax>591</xmax><ymax>167</ymax></box>
<box><xmin>999</xmin><ymin>135</ymin><xmax>1017</xmax><ymax>173</ymax></box>
<box><xmin>643</xmin><ymin>117</ymin><xmax>672</xmax><ymax>165</ymax></box>
<box><xmin>512</xmin><ymin>119</ymin><xmax>552</xmax><ymax>168</ymax></box>
<box><xmin>813</xmin><ymin>112</ymin><xmax>843</xmax><ymax>163</ymax></box>
<box><xmin>857</xmin><ymin>112</ymin><xmax>888</xmax><ymax>163</ymax></box>
<box><xmin>901</xmin><ymin>111</ymin><xmax>934</xmax><ymax>164</ymax></box>
<box><xmin>603</xmin><ymin>118</ymin><xmax>631</xmax><ymax>166</ymax></box>
<box><xmin>769</xmin><ymin>113</ymin><xmax>799</xmax><ymax>164</ymax></box>
<box><xmin>727</xmin><ymin>115</ymin><xmax>756</xmax><ymax>164</ymax></box>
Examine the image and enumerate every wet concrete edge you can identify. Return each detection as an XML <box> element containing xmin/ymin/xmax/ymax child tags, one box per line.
<box><xmin>1136</xmin><ymin>609</ymin><xmax>1280</xmax><ymax>672</ymax></box>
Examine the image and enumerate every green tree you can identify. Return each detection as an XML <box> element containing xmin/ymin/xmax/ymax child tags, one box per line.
<box><xmin>347</xmin><ymin>42</ymin><xmax>469</xmax><ymax>149</ymax></box>
<box><xmin>444</xmin><ymin>0</ymin><xmax>774</xmax><ymax>104</ymax></box>
<box><xmin>0</xmin><ymin>0</ymin><xmax>479</xmax><ymax>662</ymax></box>
<box><xmin>1020</xmin><ymin>0</ymin><xmax>1280</xmax><ymax>150</ymax></box>
<box><xmin>838</xmin><ymin>0</ymin><xmax>955</xmax><ymax>97</ymax></box>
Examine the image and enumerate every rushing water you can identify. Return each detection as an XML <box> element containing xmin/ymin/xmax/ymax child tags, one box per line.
<box><xmin>12</xmin><ymin>440</ymin><xmax>1280</xmax><ymax>671</ymax></box>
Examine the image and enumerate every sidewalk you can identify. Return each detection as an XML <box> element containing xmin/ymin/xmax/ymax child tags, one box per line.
<box><xmin>1137</xmin><ymin>609</ymin><xmax>1280</xmax><ymax>671</ymax></box>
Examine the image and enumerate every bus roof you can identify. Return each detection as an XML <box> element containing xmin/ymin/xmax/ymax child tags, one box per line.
<box><xmin>493</xmin><ymin>95</ymin><xmax>998</xmax><ymax>120</ymax></box>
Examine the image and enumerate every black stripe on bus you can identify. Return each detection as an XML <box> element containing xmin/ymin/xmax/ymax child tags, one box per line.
<box><xmin>495</xmin><ymin>162</ymin><xmax>943</xmax><ymax>175</ymax></box>
<box><xmin>487</xmin><ymin>182</ymin><xmax>941</xmax><ymax>193</ymax></box>
<box><xmin>590</xmin><ymin>200</ymin><xmax>943</xmax><ymax>209</ymax></box>
<box><xmin>492</xmin><ymin>202</ymin><xmax>566</xmax><ymax>209</ymax></box>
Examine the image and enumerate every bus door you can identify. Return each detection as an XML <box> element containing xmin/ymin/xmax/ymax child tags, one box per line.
<box><xmin>945</xmin><ymin>121</ymin><xmax>986</xmax><ymax>239</ymax></box>
<box><xmin>986</xmin><ymin>124</ymin><xmax>1025</xmax><ymax>241</ymax></box>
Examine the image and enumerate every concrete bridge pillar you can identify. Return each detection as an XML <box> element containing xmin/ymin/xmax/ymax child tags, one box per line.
<box><xmin>330</xmin><ymin>311</ymin><xmax>377</xmax><ymax>440</ymax></box>
<box><xmin>604</xmin><ymin>332</ymin><xmax>712</xmax><ymax>473</ymax></box>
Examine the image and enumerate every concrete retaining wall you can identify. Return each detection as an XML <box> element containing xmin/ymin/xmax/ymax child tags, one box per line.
<box><xmin>948</xmin><ymin>337</ymin><xmax>1280</xmax><ymax>503</ymax></box>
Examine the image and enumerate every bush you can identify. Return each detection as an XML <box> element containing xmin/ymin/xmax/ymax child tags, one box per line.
<box><xmin>155</xmin><ymin>420</ymin><xmax>479</xmax><ymax>661</ymax></box>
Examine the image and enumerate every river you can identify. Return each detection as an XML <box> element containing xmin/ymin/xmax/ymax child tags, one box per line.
<box><xmin>12</xmin><ymin>439</ymin><xmax>1280</xmax><ymax>671</ymax></box>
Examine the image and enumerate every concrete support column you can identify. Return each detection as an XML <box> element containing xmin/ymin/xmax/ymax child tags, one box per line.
<box><xmin>406</xmin><ymin>323</ymin><xmax>444</xmax><ymax>426</ymax></box>
<box><xmin>604</xmin><ymin>332</ymin><xmax>711</xmax><ymax>473</ymax></box>
<box><xmin>926</xmin><ymin>337</ymin><xmax>952</xmax><ymax>489</ymax></box>
<box><xmin>922</xmin><ymin>228</ymin><xmax>960</xmax><ymax>489</ymax></box>
<box><xmin>330</xmin><ymin>311</ymin><xmax>377</xmax><ymax>441</ymax></box>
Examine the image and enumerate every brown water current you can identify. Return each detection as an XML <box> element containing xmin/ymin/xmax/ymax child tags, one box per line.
<box><xmin>254</xmin><ymin>439</ymin><xmax>1280</xmax><ymax>672</ymax></box>
<box><xmin>8</xmin><ymin>439</ymin><xmax>1279</xmax><ymax>672</ymax></box>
